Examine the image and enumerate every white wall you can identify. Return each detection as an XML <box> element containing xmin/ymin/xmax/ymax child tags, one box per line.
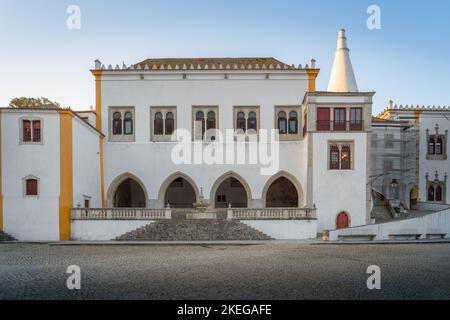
<box><xmin>329</xmin><ymin>208</ymin><xmax>450</xmax><ymax>241</ymax></box>
<box><xmin>71</xmin><ymin>220</ymin><xmax>152</xmax><ymax>241</ymax></box>
<box><xmin>2</xmin><ymin>110</ymin><xmax>60</xmax><ymax>241</ymax></box>
<box><xmin>101</xmin><ymin>73</ymin><xmax>310</xmax><ymax>208</ymax></box>
<box><xmin>242</xmin><ymin>220</ymin><xmax>317</xmax><ymax>240</ymax></box>
<box><xmin>72</xmin><ymin>117</ymin><xmax>102</xmax><ymax>208</ymax></box>
<box><xmin>312</xmin><ymin>132</ymin><xmax>369</xmax><ymax>232</ymax></box>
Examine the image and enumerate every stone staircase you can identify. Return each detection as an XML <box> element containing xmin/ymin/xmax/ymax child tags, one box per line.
<box><xmin>116</xmin><ymin>220</ymin><xmax>273</xmax><ymax>241</ymax></box>
<box><xmin>0</xmin><ymin>231</ymin><xmax>16</xmax><ymax>242</ymax></box>
<box><xmin>371</xmin><ymin>205</ymin><xmax>393</xmax><ymax>223</ymax></box>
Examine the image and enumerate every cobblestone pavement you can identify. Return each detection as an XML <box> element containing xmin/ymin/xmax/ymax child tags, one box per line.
<box><xmin>1</xmin><ymin>242</ymin><xmax>450</xmax><ymax>300</ymax></box>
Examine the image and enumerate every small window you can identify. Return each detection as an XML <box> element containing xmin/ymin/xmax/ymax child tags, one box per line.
<box><xmin>165</xmin><ymin>112</ymin><xmax>174</xmax><ymax>135</ymax></box>
<box><xmin>330</xmin><ymin>145</ymin><xmax>340</xmax><ymax>170</ymax></box>
<box><xmin>84</xmin><ymin>199</ymin><xmax>90</xmax><ymax>208</ymax></box>
<box><xmin>278</xmin><ymin>112</ymin><xmax>287</xmax><ymax>134</ymax></box>
<box><xmin>32</xmin><ymin>120</ymin><xmax>41</xmax><ymax>142</ymax></box>
<box><xmin>124</xmin><ymin>112</ymin><xmax>133</xmax><ymax>135</ymax></box>
<box><xmin>288</xmin><ymin>111</ymin><xmax>298</xmax><ymax>134</ymax></box>
<box><xmin>23</xmin><ymin>120</ymin><xmax>32</xmax><ymax>142</ymax></box>
<box><xmin>154</xmin><ymin>112</ymin><xmax>164</xmax><ymax>135</ymax></box>
<box><xmin>436</xmin><ymin>138</ymin><xmax>443</xmax><ymax>155</ymax></box>
<box><xmin>236</xmin><ymin>112</ymin><xmax>246</xmax><ymax>132</ymax></box>
<box><xmin>334</xmin><ymin>108</ymin><xmax>346</xmax><ymax>131</ymax></box>
<box><xmin>22</xmin><ymin>119</ymin><xmax>42</xmax><ymax>143</ymax></box>
<box><xmin>112</xmin><ymin>112</ymin><xmax>122</xmax><ymax>135</ymax></box>
<box><xmin>26</xmin><ymin>179</ymin><xmax>38</xmax><ymax>196</ymax></box>
<box><xmin>206</xmin><ymin>111</ymin><xmax>216</xmax><ymax>130</ymax></box>
<box><xmin>340</xmin><ymin>145</ymin><xmax>351</xmax><ymax>170</ymax></box>
<box><xmin>247</xmin><ymin>112</ymin><xmax>257</xmax><ymax>132</ymax></box>
<box><xmin>196</xmin><ymin>111</ymin><xmax>205</xmax><ymax>138</ymax></box>
<box><xmin>428</xmin><ymin>138</ymin><xmax>435</xmax><ymax>155</ymax></box>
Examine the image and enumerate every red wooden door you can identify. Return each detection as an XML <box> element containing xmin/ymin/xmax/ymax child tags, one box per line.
<box><xmin>336</xmin><ymin>212</ymin><xmax>349</xmax><ymax>229</ymax></box>
<box><xmin>317</xmin><ymin>108</ymin><xmax>330</xmax><ymax>131</ymax></box>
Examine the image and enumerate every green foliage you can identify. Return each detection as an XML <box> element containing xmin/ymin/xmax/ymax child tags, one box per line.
<box><xmin>8</xmin><ymin>97</ymin><xmax>60</xmax><ymax>109</ymax></box>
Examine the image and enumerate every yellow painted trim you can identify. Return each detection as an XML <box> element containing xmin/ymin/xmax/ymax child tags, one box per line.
<box><xmin>99</xmin><ymin>136</ymin><xmax>105</xmax><ymax>208</ymax></box>
<box><xmin>414</xmin><ymin>110</ymin><xmax>422</xmax><ymax>124</ymax></box>
<box><xmin>306</xmin><ymin>69</ymin><xmax>320</xmax><ymax>92</ymax></box>
<box><xmin>91</xmin><ymin>70</ymin><xmax>106</xmax><ymax>208</ymax></box>
<box><xmin>0</xmin><ymin>111</ymin><xmax>3</xmax><ymax>232</ymax></box>
<box><xmin>92</xmin><ymin>70</ymin><xmax>103</xmax><ymax>131</ymax></box>
<box><xmin>58</xmin><ymin>110</ymin><xmax>73</xmax><ymax>240</ymax></box>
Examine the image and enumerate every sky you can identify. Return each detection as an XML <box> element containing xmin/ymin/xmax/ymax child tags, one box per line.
<box><xmin>0</xmin><ymin>0</ymin><xmax>449</xmax><ymax>115</ymax></box>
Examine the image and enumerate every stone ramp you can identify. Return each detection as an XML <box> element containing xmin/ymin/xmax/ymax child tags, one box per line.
<box><xmin>0</xmin><ymin>231</ymin><xmax>16</xmax><ymax>242</ymax></box>
<box><xmin>115</xmin><ymin>220</ymin><xmax>273</xmax><ymax>241</ymax></box>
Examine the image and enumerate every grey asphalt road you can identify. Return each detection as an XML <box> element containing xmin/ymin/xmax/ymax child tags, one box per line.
<box><xmin>0</xmin><ymin>242</ymin><xmax>449</xmax><ymax>300</ymax></box>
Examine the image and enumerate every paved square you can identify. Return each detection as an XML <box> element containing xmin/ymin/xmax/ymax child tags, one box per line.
<box><xmin>1</xmin><ymin>242</ymin><xmax>450</xmax><ymax>300</ymax></box>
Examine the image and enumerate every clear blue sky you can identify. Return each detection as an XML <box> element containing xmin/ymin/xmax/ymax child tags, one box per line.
<box><xmin>1</xmin><ymin>0</ymin><xmax>449</xmax><ymax>114</ymax></box>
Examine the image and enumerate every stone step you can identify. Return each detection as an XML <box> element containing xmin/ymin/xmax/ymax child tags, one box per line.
<box><xmin>116</xmin><ymin>220</ymin><xmax>273</xmax><ymax>241</ymax></box>
<box><xmin>0</xmin><ymin>231</ymin><xmax>16</xmax><ymax>242</ymax></box>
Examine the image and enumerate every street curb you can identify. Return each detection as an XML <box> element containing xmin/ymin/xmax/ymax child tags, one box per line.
<box><xmin>312</xmin><ymin>240</ymin><xmax>450</xmax><ymax>245</ymax></box>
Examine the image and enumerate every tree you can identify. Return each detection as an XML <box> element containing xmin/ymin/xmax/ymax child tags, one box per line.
<box><xmin>8</xmin><ymin>97</ymin><xmax>60</xmax><ymax>109</ymax></box>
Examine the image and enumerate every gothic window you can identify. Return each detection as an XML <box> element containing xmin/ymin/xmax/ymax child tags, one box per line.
<box><xmin>236</xmin><ymin>112</ymin><xmax>246</xmax><ymax>132</ymax></box>
<box><xmin>436</xmin><ymin>138</ymin><xmax>443</xmax><ymax>155</ymax></box>
<box><xmin>154</xmin><ymin>112</ymin><xmax>164</xmax><ymax>135</ymax></box>
<box><xmin>428</xmin><ymin>137</ymin><xmax>435</xmax><ymax>155</ymax></box>
<box><xmin>124</xmin><ymin>112</ymin><xmax>133</xmax><ymax>135</ymax></box>
<box><xmin>207</xmin><ymin>111</ymin><xmax>216</xmax><ymax>130</ymax></box>
<box><xmin>110</xmin><ymin>108</ymin><xmax>135</xmax><ymax>141</ymax></box>
<box><xmin>289</xmin><ymin>111</ymin><xmax>298</xmax><ymax>134</ymax></box>
<box><xmin>165</xmin><ymin>112</ymin><xmax>174</xmax><ymax>135</ymax></box>
<box><xmin>277</xmin><ymin>112</ymin><xmax>287</xmax><ymax>134</ymax></box>
<box><xmin>196</xmin><ymin>111</ymin><xmax>205</xmax><ymax>139</ymax></box>
<box><xmin>112</xmin><ymin>112</ymin><xmax>122</xmax><ymax>135</ymax></box>
<box><xmin>247</xmin><ymin>112</ymin><xmax>257</xmax><ymax>132</ymax></box>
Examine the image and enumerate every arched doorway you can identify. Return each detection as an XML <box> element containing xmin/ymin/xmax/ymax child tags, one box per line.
<box><xmin>164</xmin><ymin>177</ymin><xmax>197</xmax><ymax>208</ymax></box>
<box><xmin>336</xmin><ymin>212</ymin><xmax>350</xmax><ymax>229</ymax></box>
<box><xmin>113</xmin><ymin>178</ymin><xmax>146</xmax><ymax>208</ymax></box>
<box><xmin>410</xmin><ymin>186</ymin><xmax>418</xmax><ymax>208</ymax></box>
<box><xmin>214</xmin><ymin>177</ymin><xmax>248</xmax><ymax>208</ymax></box>
<box><xmin>266</xmin><ymin>177</ymin><xmax>299</xmax><ymax>208</ymax></box>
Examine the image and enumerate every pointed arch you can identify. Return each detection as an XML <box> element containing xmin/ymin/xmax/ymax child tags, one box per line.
<box><xmin>158</xmin><ymin>172</ymin><xmax>200</xmax><ymax>205</ymax></box>
<box><xmin>106</xmin><ymin>172</ymin><xmax>148</xmax><ymax>208</ymax></box>
<box><xmin>262</xmin><ymin>171</ymin><xmax>303</xmax><ymax>208</ymax></box>
<box><xmin>209</xmin><ymin>171</ymin><xmax>252</xmax><ymax>208</ymax></box>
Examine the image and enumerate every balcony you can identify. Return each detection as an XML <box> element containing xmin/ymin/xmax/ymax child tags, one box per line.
<box><xmin>316</xmin><ymin>121</ymin><xmax>364</xmax><ymax>132</ymax></box>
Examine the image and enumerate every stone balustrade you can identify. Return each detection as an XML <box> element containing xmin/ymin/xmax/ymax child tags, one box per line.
<box><xmin>71</xmin><ymin>208</ymin><xmax>171</xmax><ymax>220</ymax></box>
<box><xmin>227</xmin><ymin>208</ymin><xmax>316</xmax><ymax>220</ymax></box>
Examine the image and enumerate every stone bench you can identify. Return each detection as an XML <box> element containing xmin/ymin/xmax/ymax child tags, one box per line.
<box><xmin>338</xmin><ymin>234</ymin><xmax>376</xmax><ymax>242</ymax></box>
<box><xmin>426</xmin><ymin>233</ymin><xmax>447</xmax><ymax>240</ymax></box>
<box><xmin>388</xmin><ymin>233</ymin><xmax>422</xmax><ymax>241</ymax></box>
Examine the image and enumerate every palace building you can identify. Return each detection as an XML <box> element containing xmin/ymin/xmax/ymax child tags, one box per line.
<box><xmin>0</xmin><ymin>30</ymin><xmax>448</xmax><ymax>241</ymax></box>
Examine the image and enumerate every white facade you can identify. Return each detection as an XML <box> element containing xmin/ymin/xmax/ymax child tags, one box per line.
<box><xmin>0</xmin><ymin>30</ymin><xmax>400</xmax><ymax>241</ymax></box>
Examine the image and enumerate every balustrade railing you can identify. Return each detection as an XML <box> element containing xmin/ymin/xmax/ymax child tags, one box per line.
<box><xmin>227</xmin><ymin>208</ymin><xmax>316</xmax><ymax>220</ymax></box>
<box><xmin>71</xmin><ymin>208</ymin><xmax>171</xmax><ymax>220</ymax></box>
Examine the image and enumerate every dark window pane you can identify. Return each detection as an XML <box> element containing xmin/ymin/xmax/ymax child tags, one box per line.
<box><xmin>165</xmin><ymin>113</ymin><xmax>174</xmax><ymax>135</ymax></box>
<box><xmin>330</xmin><ymin>146</ymin><xmax>340</xmax><ymax>170</ymax></box>
<box><xmin>113</xmin><ymin>112</ymin><xmax>122</xmax><ymax>135</ymax></box>
<box><xmin>26</xmin><ymin>179</ymin><xmax>38</xmax><ymax>196</ymax></box>
<box><xmin>289</xmin><ymin>111</ymin><xmax>298</xmax><ymax>134</ymax></box>
<box><xmin>236</xmin><ymin>112</ymin><xmax>246</xmax><ymax>132</ymax></box>
<box><xmin>207</xmin><ymin>111</ymin><xmax>216</xmax><ymax>130</ymax></box>
<box><xmin>428</xmin><ymin>186</ymin><xmax>435</xmax><ymax>201</ymax></box>
<box><xmin>247</xmin><ymin>112</ymin><xmax>257</xmax><ymax>131</ymax></box>
<box><xmin>341</xmin><ymin>146</ymin><xmax>351</xmax><ymax>170</ymax></box>
<box><xmin>23</xmin><ymin>120</ymin><xmax>32</xmax><ymax>142</ymax></box>
<box><xmin>32</xmin><ymin>120</ymin><xmax>41</xmax><ymax>142</ymax></box>
<box><xmin>154</xmin><ymin>112</ymin><xmax>164</xmax><ymax>135</ymax></box>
